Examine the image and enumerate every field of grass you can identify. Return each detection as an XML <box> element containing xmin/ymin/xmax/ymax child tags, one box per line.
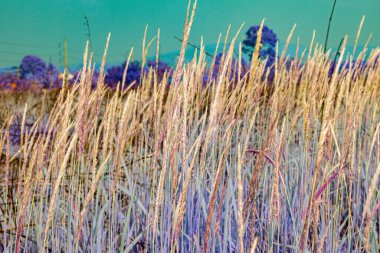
<box><xmin>1</xmin><ymin>4</ymin><xmax>380</xmax><ymax>253</ymax></box>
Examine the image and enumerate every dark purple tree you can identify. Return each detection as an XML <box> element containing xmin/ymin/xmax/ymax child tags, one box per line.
<box><xmin>19</xmin><ymin>55</ymin><xmax>59</xmax><ymax>88</ymax></box>
<box><xmin>241</xmin><ymin>25</ymin><xmax>280</xmax><ymax>85</ymax></box>
<box><xmin>20</xmin><ymin>55</ymin><xmax>47</xmax><ymax>81</ymax></box>
<box><xmin>242</xmin><ymin>25</ymin><xmax>278</xmax><ymax>64</ymax></box>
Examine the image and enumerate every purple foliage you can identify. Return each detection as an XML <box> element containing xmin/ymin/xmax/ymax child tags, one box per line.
<box><xmin>68</xmin><ymin>70</ymin><xmax>100</xmax><ymax>89</ymax></box>
<box><xmin>19</xmin><ymin>55</ymin><xmax>59</xmax><ymax>88</ymax></box>
<box><xmin>0</xmin><ymin>72</ymin><xmax>31</xmax><ymax>91</ymax></box>
<box><xmin>327</xmin><ymin>58</ymin><xmax>373</xmax><ymax>79</ymax></box>
<box><xmin>105</xmin><ymin>61</ymin><xmax>142</xmax><ymax>89</ymax></box>
<box><xmin>145</xmin><ymin>60</ymin><xmax>173</xmax><ymax>82</ymax></box>
<box><xmin>104</xmin><ymin>60</ymin><xmax>173</xmax><ymax>89</ymax></box>
<box><xmin>260</xmin><ymin>47</ymin><xmax>277</xmax><ymax>68</ymax></box>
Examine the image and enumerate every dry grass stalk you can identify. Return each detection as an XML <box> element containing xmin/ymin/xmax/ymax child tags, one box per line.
<box><xmin>172</xmin><ymin>121</ymin><xmax>204</xmax><ymax>243</ymax></box>
<box><xmin>362</xmin><ymin>123</ymin><xmax>380</xmax><ymax>221</ymax></box>
<box><xmin>300</xmin><ymin>37</ymin><xmax>348</xmax><ymax>252</ymax></box>
<box><xmin>353</xmin><ymin>16</ymin><xmax>366</xmax><ymax>57</ymax></box>
<box><xmin>43</xmin><ymin>134</ymin><xmax>78</xmax><ymax>248</ymax></box>
<box><xmin>248</xmin><ymin>20</ymin><xmax>264</xmax><ymax>83</ymax></box>
<box><xmin>171</xmin><ymin>0</ymin><xmax>197</xmax><ymax>87</ymax></box>
<box><xmin>15</xmin><ymin>136</ymin><xmax>42</xmax><ymax>253</ymax></box>
<box><xmin>250</xmin><ymin>237</ymin><xmax>258</xmax><ymax>253</ymax></box>
<box><xmin>213</xmin><ymin>175</ymin><xmax>229</xmax><ymax>239</ymax></box>
<box><xmin>151</xmin><ymin>1</ymin><xmax>197</xmax><ymax>245</ymax></box>
<box><xmin>279</xmin><ymin>24</ymin><xmax>297</xmax><ymax>66</ymax></box>
<box><xmin>270</xmin><ymin>120</ymin><xmax>286</xmax><ymax>223</ymax></box>
<box><xmin>237</xmin><ymin>145</ymin><xmax>245</xmax><ymax>252</ymax></box>
<box><xmin>75</xmin><ymin>153</ymin><xmax>111</xmax><ymax>249</ymax></box>
<box><xmin>363</xmin><ymin>161</ymin><xmax>380</xmax><ymax>251</ymax></box>
<box><xmin>203</xmin><ymin>123</ymin><xmax>233</xmax><ymax>253</ymax></box>
<box><xmin>316</xmin><ymin>221</ymin><xmax>329</xmax><ymax>253</ymax></box>
<box><xmin>152</xmin><ymin>136</ymin><xmax>170</xmax><ymax>242</ymax></box>
<box><xmin>236</xmin><ymin>110</ymin><xmax>258</xmax><ymax>252</ymax></box>
<box><xmin>5</xmin><ymin>117</ymin><xmax>12</xmax><ymax>199</ymax></box>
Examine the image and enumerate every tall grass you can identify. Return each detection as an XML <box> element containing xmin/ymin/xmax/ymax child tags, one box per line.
<box><xmin>1</xmin><ymin>7</ymin><xmax>380</xmax><ymax>253</ymax></box>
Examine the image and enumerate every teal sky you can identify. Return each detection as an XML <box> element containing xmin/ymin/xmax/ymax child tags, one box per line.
<box><xmin>0</xmin><ymin>0</ymin><xmax>379</xmax><ymax>68</ymax></box>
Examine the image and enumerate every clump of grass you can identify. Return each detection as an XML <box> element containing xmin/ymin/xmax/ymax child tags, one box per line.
<box><xmin>0</xmin><ymin>2</ymin><xmax>380</xmax><ymax>252</ymax></box>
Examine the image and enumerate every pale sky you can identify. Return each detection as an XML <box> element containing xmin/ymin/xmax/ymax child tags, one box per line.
<box><xmin>0</xmin><ymin>0</ymin><xmax>379</xmax><ymax>67</ymax></box>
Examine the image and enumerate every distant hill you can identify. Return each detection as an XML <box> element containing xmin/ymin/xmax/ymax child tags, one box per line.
<box><xmin>150</xmin><ymin>42</ymin><xmax>377</xmax><ymax>66</ymax></box>
<box><xmin>1</xmin><ymin>42</ymin><xmax>377</xmax><ymax>74</ymax></box>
